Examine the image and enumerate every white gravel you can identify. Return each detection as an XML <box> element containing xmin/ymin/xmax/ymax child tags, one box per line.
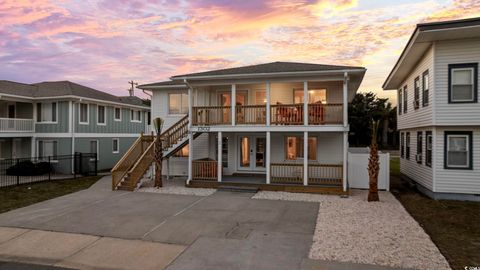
<box><xmin>253</xmin><ymin>190</ymin><xmax>450</xmax><ymax>270</ymax></box>
<box><xmin>137</xmin><ymin>178</ymin><xmax>216</xmax><ymax>196</ymax></box>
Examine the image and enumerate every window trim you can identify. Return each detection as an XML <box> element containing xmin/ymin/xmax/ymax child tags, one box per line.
<box><xmin>448</xmin><ymin>63</ymin><xmax>478</xmax><ymax>103</ymax></box>
<box><xmin>444</xmin><ymin>131</ymin><xmax>473</xmax><ymax>170</ymax></box>
<box><xmin>36</xmin><ymin>102</ymin><xmax>58</xmax><ymax>124</ymax></box>
<box><xmin>416</xmin><ymin>131</ymin><xmax>422</xmax><ymax>164</ymax></box>
<box><xmin>79</xmin><ymin>103</ymin><xmax>89</xmax><ymax>125</ymax></box>
<box><xmin>114</xmin><ymin>107</ymin><xmax>122</xmax><ymax>122</ymax></box>
<box><xmin>400</xmin><ymin>132</ymin><xmax>404</xmax><ymax>159</ymax></box>
<box><xmin>426</xmin><ymin>131</ymin><xmax>432</xmax><ymax>167</ymax></box>
<box><xmin>413</xmin><ymin>76</ymin><xmax>420</xmax><ymax>110</ymax></box>
<box><xmin>403</xmin><ymin>85</ymin><xmax>408</xmax><ymax>114</ymax></box>
<box><xmin>422</xmin><ymin>70</ymin><xmax>429</xmax><ymax>107</ymax></box>
<box><xmin>130</xmin><ymin>109</ymin><xmax>142</xmax><ymax>123</ymax></box>
<box><xmin>97</xmin><ymin>105</ymin><xmax>107</xmax><ymax>126</ymax></box>
<box><xmin>168</xmin><ymin>92</ymin><xmax>189</xmax><ymax>115</ymax></box>
<box><xmin>112</xmin><ymin>138</ymin><xmax>119</xmax><ymax>154</ymax></box>
<box><xmin>398</xmin><ymin>89</ymin><xmax>402</xmax><ymax>115</ymax></box>
<box><xmin>405</xmin><ymin>132</ymin><xmax>410</xmax><ymax>160</ymax></box>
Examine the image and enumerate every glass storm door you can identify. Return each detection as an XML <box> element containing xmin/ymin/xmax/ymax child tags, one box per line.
<box><xmin>238</xmin><ymin>135</ymin><xmax>266</xmax><ymax>171</ymax></box>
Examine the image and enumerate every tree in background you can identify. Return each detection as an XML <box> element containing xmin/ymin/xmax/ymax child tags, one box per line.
<box><xmin>348</xmin><ymin>92</ymin><xmax>397</xmax><ymax>148</ymax></box>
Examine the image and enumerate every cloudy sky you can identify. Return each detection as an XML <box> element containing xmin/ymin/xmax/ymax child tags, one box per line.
<box><xmin>1</xmin><ymin>0</ymin><xmax>479</xmax><ymax>102</ymax></box>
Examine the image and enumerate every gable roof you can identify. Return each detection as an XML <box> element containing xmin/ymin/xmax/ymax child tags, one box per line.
<box><xmin>383</xmin><ymin>17</ymin><xmax>480</xmax><ymax>89</ymax></box>
<box><xmin>171</xmin><ymin>61</ymin><xmax>365</xmax><ymax>80</ymax></box>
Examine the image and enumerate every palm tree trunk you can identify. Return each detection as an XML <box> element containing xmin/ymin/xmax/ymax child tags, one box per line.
<box><xmin>368</xmin><ymin>120</ymin><xmax>380</xmax><ymax>202</ymax></box>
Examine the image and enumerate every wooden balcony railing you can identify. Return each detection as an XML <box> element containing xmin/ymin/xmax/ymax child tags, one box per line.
<box><xmin>308</xmin><ymin>103</ymin><xmax>343</xmax><ymax>125</ymax></box>
<box><xmin>193</xmin><ymin>106</ymin><xmax>231</xmax><ymax>125</ymax></box>
<box><xmin>271</xmin><ymin>163</ymin><xmax>343</xmax><ymax>185</ymax></box>
<box><xmin>271</xmin><ymin>104</ymin><xmax>304</xmax><ymax>125</ymax></box>
<box><xmin>0</xmin><ymin>118</ymin><xmax>34</xmax><ymax>132</ymax></box>
<box><xmin>192</xmin><ymin>159</ymin><xmax>218</xmax><ymax>180</ymax></box>
<box><xmin>236</xmin><ymin>105</ymin><xmax>266</xmax><ymax>124</ymax></box>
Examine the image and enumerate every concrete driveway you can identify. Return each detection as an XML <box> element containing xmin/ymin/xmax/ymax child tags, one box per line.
<box><xmin>0</xmin><ymin>176</ymin><xmax>319</xmax><ymax>270</ymax></box>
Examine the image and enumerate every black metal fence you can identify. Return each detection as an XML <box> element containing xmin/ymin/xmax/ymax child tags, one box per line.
<box><xmin>0</xmin><ymin>152</ymin><xmax>97</xmax><ymax>188</ymax></box>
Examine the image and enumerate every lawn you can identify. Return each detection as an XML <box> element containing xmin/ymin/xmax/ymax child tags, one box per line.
<box><xmin>0</xmin><ymin>176</ymin><xmax>102</xmax><ymax>214</ymax></box>
<box><xmin>390</xmin><ymin>158</ymin><xmax>480</xmax><ymax>270</ymax></box>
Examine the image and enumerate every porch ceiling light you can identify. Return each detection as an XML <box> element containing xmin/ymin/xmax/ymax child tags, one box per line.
<box><xmin>153</xmin><ymin>117</ymin><xmax>164</xmax><ymax>134</ymax></box>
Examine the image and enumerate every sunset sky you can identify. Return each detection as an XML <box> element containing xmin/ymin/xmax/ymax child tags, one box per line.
<box><xmin>1</xmin><ymin>0</ymin><xmax>480</xmax><ymax>103</ymax></box>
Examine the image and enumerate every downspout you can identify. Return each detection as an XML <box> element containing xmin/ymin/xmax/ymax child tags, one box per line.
<box><xmin>70</xmin><ymin>100</ymin><xmax>75</xmax><ymax>174</ymax></box>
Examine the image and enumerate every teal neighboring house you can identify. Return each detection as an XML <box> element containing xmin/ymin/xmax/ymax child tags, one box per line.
<box><xmin>0</xmin><ymin>80</ymin><xmax>150</xmax><ymax>171</ymax></box>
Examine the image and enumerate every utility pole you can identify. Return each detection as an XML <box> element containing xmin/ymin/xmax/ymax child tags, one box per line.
<box><xmin>128</xmin><ymin>80</ymin><xmax>138</xmax><ymax>97</ymax></box>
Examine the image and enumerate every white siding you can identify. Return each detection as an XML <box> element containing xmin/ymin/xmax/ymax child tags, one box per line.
<box><xmin>399</xmin><ymin>128</ymin><xmax>434</xmax><ymax>190</ymax></box>
<box><xmin>151</xmin><ymin>89</ymin><xmax>188</xmax><ymax>130</ymax></box>
<box><xmin>434</xmin><ymin>38</ymin><xmax>480</xmax><ymax>125</ymax></box>
<box><xmin>434</xmin><ymin>127</ymin><xmax>480</xmax><ymax>194</ymax></box>
<box><xmin>398</xmin><ymin>46</ymin><xmax>434</xmax><ymax>129</ymax></box>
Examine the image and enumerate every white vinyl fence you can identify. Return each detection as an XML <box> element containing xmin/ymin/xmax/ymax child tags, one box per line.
<box><xmin>348</xmin><ymin>147</ymin><xmax>390</xmax><ymax>191</ymax></box>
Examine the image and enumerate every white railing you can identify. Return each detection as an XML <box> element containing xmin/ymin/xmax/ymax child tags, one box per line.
<box><xmin>0</xmin><ymin>118</ymin><xmax>35</xmax><ymax>132</ymax></box>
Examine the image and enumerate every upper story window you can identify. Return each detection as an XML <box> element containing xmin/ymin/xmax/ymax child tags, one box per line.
<box><xmin>255</xmin><ymin>91</ymin><xmax>266</xmax><ymax>105</ymax></box>
<box><xmin>403</xmin><ymin>85</ymin><xmax>408</xmax><ymax>114</ymax></box>
<box><xmin>130</xmin><ymin>109</ymin><xmax>141</xmax><ymax>122</ymax></box>
<box><xmin>168</xmin><ymin>93</ymin><xmax>188</xmax><ymax>114</ymax></box>
<box><xmin>449</xmin><ymin>63</ymin><xmax>478</xmax><ymax>103</ymax></box>
<box><xmin>445</xmin><ymin>131</ymin><xmax>472</xmax><ymax>170</ymax></box>
<box><xmin>97</xmin><ymin>105</ymin><xmax>106</xmax><ymax>125</ymax></box>
<box><xmin>398</xmin><ymin>89</ymin><xmax>403</xmax><ymax>115</ymax></box>
<box><xmin>79</xmin><ymin>103</ymin><xmax>89</xmax><ymax>124</ymax></box>
<box><xmin>114</xmin><ymin>107</ymin><xmax>122</xmax><ymax>121</ymax></box>
<box><xmin>422</xmin><ymin>70</ymin><xmax>429</xmax><ymax>106</ymax></box>
<box><xmin>285</xmin><ymin>136</ymin><xmax>317</xmax><ymax>160</ymax></box>
<box><xmin>414</xmin><ymin>77</ymin><xmax>420</xmax><ymax>109</ymax></box>
<box><xmin>293</xmin><ymin>89</ymin><xmax>326</xmax><ymax>104</ymax></box>
<box><xmin>36</xmin><ymin>102</ymin><xmax>57</xmax><ymax>123</ymax></box>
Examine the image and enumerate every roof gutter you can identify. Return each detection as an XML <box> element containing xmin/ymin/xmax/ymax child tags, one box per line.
<box><xmin>138</xmin><ymin>84</ymin><xmax>188</xmax><ymax>90</ymax></box>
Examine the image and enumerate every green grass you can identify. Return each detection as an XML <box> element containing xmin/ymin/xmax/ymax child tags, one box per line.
<box><xmin>0</xmin><ymin>176</ymin><xmax>102</xmax><ymax>214</ymax></box>
<box><xmin>390</xmin><ymin>159</ymin><xmax>480</xmax><ymax>270</ymax></box>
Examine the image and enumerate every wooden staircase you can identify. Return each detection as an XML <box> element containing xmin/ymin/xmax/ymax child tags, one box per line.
<box><xmin>111</xmin><ymin>115</ymin><xmax>194</xmax><ymax>191</ymax></box>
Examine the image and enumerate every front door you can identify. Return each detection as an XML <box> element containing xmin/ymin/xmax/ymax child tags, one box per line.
<box><xmin>238</xmin><ymin>135</ymin><xmax>266</xmax><ymax>171</ymax></box>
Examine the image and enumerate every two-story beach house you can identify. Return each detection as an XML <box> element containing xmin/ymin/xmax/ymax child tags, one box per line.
<box><xmin>0</xmin><ymin>80</ymin><xmax>150</xmax><ymax>172</ymax></box>
<box><xmin>113</xmin><ymin>62</ymin><xmax>366</xmax><ymax>193</ymax></box>
<box><xmin>383</xmin><ymin>17</ymin><xmax>480</xmax><ymax>201</ymax></box>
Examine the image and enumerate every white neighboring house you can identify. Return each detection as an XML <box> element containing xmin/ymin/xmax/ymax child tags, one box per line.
<box><xmin>383</xmin><ymin>17</ymin><xmax>480</xmax><ymax>201</ymax></box>
<box><xmin>133</xmin><ymin>61</ymin><xmax>366</xmax><ymax>194</ymax></box>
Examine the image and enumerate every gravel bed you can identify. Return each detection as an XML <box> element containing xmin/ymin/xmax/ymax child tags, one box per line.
<box><xmin>253</xmin><ymin>190</ymin><xmax>450</xmax><ymax>270</ymax></box>
<box><xmin>137</xmin><ymin>178</ymin><xmax>216</xmax><ymax>196</ymax></box>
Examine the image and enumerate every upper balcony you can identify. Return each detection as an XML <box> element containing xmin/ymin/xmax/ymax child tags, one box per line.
<box><xmin>0</xmin><ymin>101</ymin><xmax>35</xmax><ymax>133</ymax></box>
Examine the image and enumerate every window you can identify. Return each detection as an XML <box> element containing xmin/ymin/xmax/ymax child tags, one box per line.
<box><xmin>422</xmin><ymin>70</ymin><xmax>429</xmax><ymax>106</ymax></box>
<box><xmin>406</xmin><ymin>132</ymin><xmax>410</xmax><ymax>160</ymax></box>
<box><xmin>255</xmin><ymin>91</ymin><xmax>266</xmax><ymax>104</ymax></box>
<box><xmin>215</xmin><ymin>136</ymin><xmax>229</xmax><ymax>167</ymax></box>
<box><xmin>90</xmin><ymin>140</ymin><xmax>98</xmax><ymax>160</ymax></box>
<box><xmin>400</xmin><ymin>132</ymin><xmax>404</xmax><ymax>158</ymax></box>
<box><xmin>285</xmin><ymin>136</ymin><xmax>317</xmax><ymax>160</ymax></box>
<box><xmin>416</xmin><ymin>132</ymin><xmax>423</xmax><ymax>164</ymax></box>
<box><xmin>403</xmin><ymin>85</ymin><xmax>408</xmax><ymax>114</ymax></box>
<box><xmin>426</xmin><ymin>131</ymin><xmax>432</xmax><ymax>167</ymax></box>
<box><xmin>38</xmin><ymin>140</ymin><xmax>58</xmax><ymax>160</ymax></box>
<box><xmin>173</xmin><ymin>144</ymin><xmax>189</xmax><ymax>157</ymax></box>
<box><xmin>79</xmin><ymin>103</ymin><xmax>89</xmax><ymax>124</ymax></box>
<box><xmin>114</xmin><ymin>107</ymin><xmax>122</xmax><ymax>121</ymax></box>
<box><xmin>97</xmin><ymin>105</ymin><xmax>106</xmax><ymax>125</ymax></box>
<box><xmin>414</xmin><ymin>77</ymin><xmax>420</xmax><ymax>109</ymax></box>
<box><xmin>294</xmin><ymin>89</ymin><xmax>327</xmax><ymax>104</ymax></box>
<box><xmin>130</xmin><ymin>109</ymin><xmax>141</xmax><ymax>122</ymax></box>
<box><xmin>398</xmin><ymin>89</ymin><xmax>402</xmax><ymax>115</ymax></box>
<box><xmin>112</xmin><ymin>138</ymin><xmax>119</xmax><ymax>154</ymax></box>
<box><xmin>168</xmin><ymin>93</ymin><xmax>188</xmax><ymax>114</ymax></box>
<box><xmin>445</xmin><ymin>131</ymin><xmax>472</xmax><ymax>169</ymax></box>
<box><xmin>449</xmin><ymin>63</ymin><xmax>478</xmax><ymax>103</ymax></box>
<box><xmin>36</xmin><ymin>102</ymin><xmax>57</xmax><ymax>123</ymax></box>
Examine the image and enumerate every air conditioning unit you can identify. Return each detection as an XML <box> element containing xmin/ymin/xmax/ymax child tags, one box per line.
<box><xmin>415</xmin><ymin>154</ymin><xmax>422</xmax><ymax>162</ymax></box>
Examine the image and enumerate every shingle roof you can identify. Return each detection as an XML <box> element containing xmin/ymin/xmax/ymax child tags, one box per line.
<box><xmin>137</xmin><ymin>80</ymin><xmax>186</xmax><ymax>89</ymax></box>
<box><xmin>0</xmin><ymin>80</ymin><xmax>148</xmax><ymax>107</ymax></box>
<box><xmin>172</xmin><ymin>61</ymin><xmax>365</xmax><ymax>79</ymax></box>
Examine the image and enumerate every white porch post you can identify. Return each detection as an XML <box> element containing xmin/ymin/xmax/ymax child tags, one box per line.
<box><xmin>266</xmin><ymin>82</ymin><xmax>271</xmax><ymax>126</ymax></box>
<box><xmin>303</xmin><ymin>131</ymin><xmax>308</xmax><ymax>186</ymax></box>
<box><xmin>217</xmin><ymin>131</ymin><xmax>222</xmax><ymax>182</ymax></box>
<box><xmin>30</xmin><ymin>137</ymin><xmax>35</xmax><ymax>159</ymax></box>
<box><xmin>231</xmin><ymin>84</ymin><xmax>236</xmax><ymax>126</ymax></box>
<box><xmin>188</xmin><ymin>132</ymin><xmax>193</xmax><ymax>184</ymax></box>
<box><xmin>266</xmin><ymin>131</ymin><xmax>271</xmax><ymax>184</ymax></box>
<box><xmin>343</xmin><ymin>73</ymin><xmax>348</xmax><ymax>127</ymax></box>
<box><xmin>343</xmin><ymin>72</ymin><xmax>349</xmax><ymax>192</ymax></box>
<box><xmin>343</xmin><ymin>131</ymin><xmax>348</xmax><ymax>192</ymax></box>
<box><xmin>303</xmin><ymin>81</ymin><xmax>308</xmax><ymax>125</ymax></box>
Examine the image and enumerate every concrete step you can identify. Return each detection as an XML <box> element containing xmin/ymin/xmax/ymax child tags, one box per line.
<box><xmin>217</xmin><ymin>186</ymin><xmax>259</xmax><ymax>193</ymax></box>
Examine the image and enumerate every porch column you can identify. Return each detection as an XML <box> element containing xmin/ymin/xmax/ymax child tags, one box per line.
<box><xmin>217</xmin><ymin>131</ymin><xmax>222</xmax><ymax>182</ymax></box>
<box><xmin>30</xmin><ymin>137</ymin><xmax>35</xmax><ymax>159</ymax></box>
<box><xmin>187</xmin><ymin>82</ymin><xmax>193</xmax><ymax>129</ymax></box>
<box><xmin>343</xmin><ymin>131</ymin><xmax>348</xmax><ymax>192</ymax></box>
<box><xmin>303</xmin><ymin>131</ymin><xmax>308</xmax><ymax>186</ymax></box>
<box><xmin>187</xmin><ymin>132</ymin><xmax>194</xmax><ymax>184</ymax></box>
<box><xmin>266</xmin><ymin>82</ymin><xmax>271</xmax><ymax>126</ymax></box>
<box><xmin>231</xmin><ymin>84</ymin><xmax>236</xmax><ymax>126</ymax></box>
<box><xmin>303</xmin><ymin>81</ymin><xmax>308</xmax><ymax>126</ymax></box>
<box><xmin>343</xmin><ymin>73</ymin><xmax>348</xmax><ymax>127</ymax></box>
<box><xmin>266</xmin><ymin>131</ymin><xmax>271</xmax><ymax>184</ymax></box>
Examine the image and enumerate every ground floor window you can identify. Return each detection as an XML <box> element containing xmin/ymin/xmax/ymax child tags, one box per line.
<box><xmin>173</xmin><ymin>144</ymin><xmax>189</xmax><ymax>157</ymax></box>
<box><xmin>112</xmin><ymin>138</ymin><xmax>119</xmax><ymax>153</ymax></box>
<box><xmin>38</xmin><ymin>140</ymin><xmax>58</xmax><ymax>161</ymax></box>
<box><xmin>406</xmin><ymin>132</ymin><xmax>410</xmax><ymax>160</ymax></box>
<box><xmin>285</xmin><ymin>136</ymin><xmax>317</xmax><ymax>160</ymax></box>
<box><xmin>215</xmin><ymin>136</ymin><xmax>229</xmax><ymax>167</ymax></box>
<box><xmin>445</xmin><ymin>131</ymin><xmax>472</xmax><ymax>169</ymax></box>
<box><xmin>416</xmin><ymin>132</ymin><xmax>423</xmax><ymax>164</ymax></box>
<box><xmin>400</xmin><ymin>132</ymin><xmax>404</xmax><ymax>158</ymax></box>
<box><xmin>426</xmin><ymin>131</ymin><xmax>432</xmax><ymax>167</ymax></box>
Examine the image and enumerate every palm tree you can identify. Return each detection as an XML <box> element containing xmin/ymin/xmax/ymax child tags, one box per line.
<box><xmin>368</xmin><ymin>120</ymin><xmax>380</xmax><ymax>202</ymax></box>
